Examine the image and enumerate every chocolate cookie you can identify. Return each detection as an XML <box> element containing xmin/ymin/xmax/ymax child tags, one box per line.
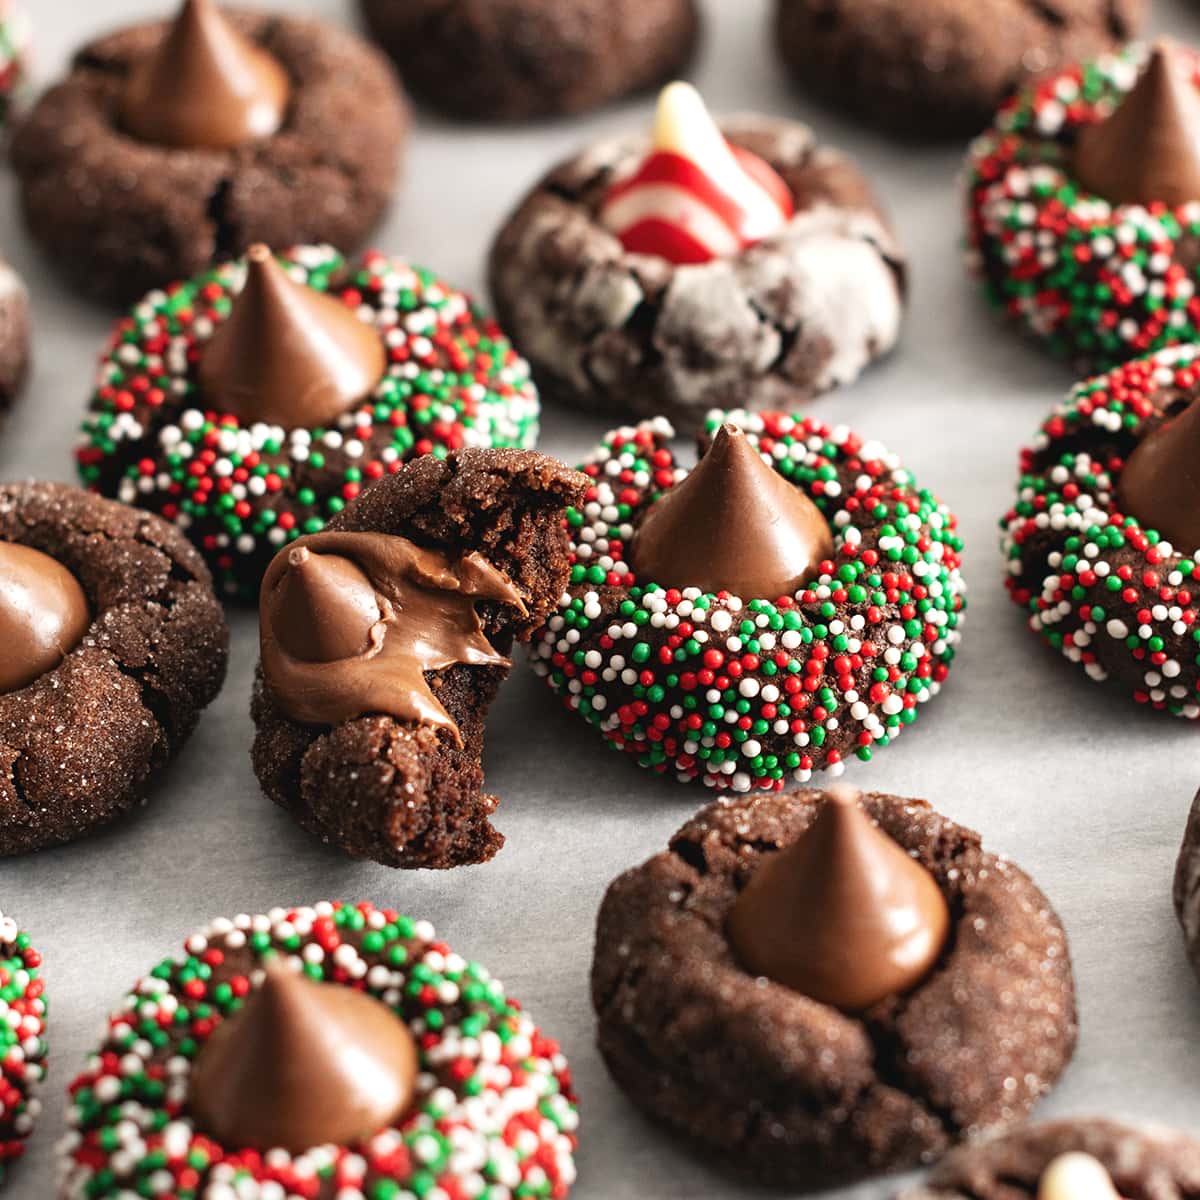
<box><xmin>359</xmin><ymin>0</ymin><xmax>699</xmax><ymax>121</ymax></box>
<box><xmin>12</xmin><ymin>1</ymin><xmax>408</xmax><ymax>305</ymax></box>
<box><xmin>0</xmin><ymin>912</ymin><xmax>44</xmax><ymax>1186</ymax></box>
<box><xmin>898</xmin><ymin>1119</ymin><xmax>1200</xmax><ymax>1198</ymax></box>
<box><xmin>532</xmin><ymin>411</ymin><xmax>965</xmax><ymax>791</ymax></box>
<box><xmin>775</xmin><ymin>0</ymin><xmax>1146</xmax><ymax>140</ymax></box>
<box><xmin>77</xmin><ymin>244</ymin><xmax>541</xmax><ymax>600</ymax></box>
<box><xmin>58</xmin><ymin>901</ymin><xmax>579</xmax><ymax>1198</ymax></box>
<box><xmin>1174</xmin><ymin>788</ymin><xmax>1200</xmax><ymax>980</ymax></box>
<box><xmin>0</xmin><ymin>481</ymin><xmax>228</xmax><ymax>854</ymax></box>
<box><xmin>488</xmin><ymin>95</ymin><xmax>904</xmax><ymax>428</ymax></box>
<box><xmin>592</xmin><ymin>789</ymin><xmax>1077</xmax><ymax>1188</ymax></box>
<box><xmin>966</xmin><ymin>41</ymin><xmax>1200</xmax><ymax>372</ymax></box>
<box><xmin>251</xmin><ymin>447</ymin><xmax>587</xmax><ymax>869</ymax></box>
<box><xmin>1002</xmin><ymin>344</ymin><xmax>1200</xmax><ymax>719</ymax></box>
<box><xmin>0</xmin><ymin>257</ymin><xmax>29</xmax><ymax>423</ymax></box>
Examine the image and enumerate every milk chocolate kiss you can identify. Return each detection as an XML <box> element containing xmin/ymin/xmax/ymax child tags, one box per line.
<box><xmin>1074</xmin><ymin>41</ymin><xmax>1200</xmax><ymax>207</ymax></box>
<box><xmin>259</xmin><ymin>530</ymin><xmax>525</xmax><ymax>737</ymax></box>
<box><xmin>1117</xmin><ymin>395</ymin><xmax>1200</xmax><ymax>552</ymax></box>
<box><xmin>189</xmin><ymin>961</ymin><xmax>418</xmax><ymax>1153</ymax></box>
<box><xmin>121</xmin><ymin>0</ymin><xmax>291</xmax><ymax>151</ymax></box>
<box><xmin>0</xmin><ymin>543</ymin><xmax>90</xmax><ymax>693</ymax></box>
<box><xmin>630</xmin><ymin>424</ymin><xmax>834</xmax><ymax>598</ymax></box>
<box><xmin>199</xmin><ymin>245</ymin><xmax>387</xmax><ymax>429</ymax></box>
<box><xmin>726</xmin><ymin>787</ymin><xmax>951</xmax><ymax>1010</ymax></box>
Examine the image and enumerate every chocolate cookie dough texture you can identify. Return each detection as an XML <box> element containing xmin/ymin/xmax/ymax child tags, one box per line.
<box><xmin>1175</xmin><ymin>788</ymin><xmax>1200</xmax><ymax>982</ymax></box>
<box><xmin>0</xmin><ymin>257</ymin><xmax>29</xmax><ymax>425</ymax></box>
<box><xmin>251</xmin><ymin>448</ymin><xmax>587</xmax><ymax>869</ymax></box>
<box><xmin>1003</xmin><ymin>343</ymin><xmax>1200</xmax><ymax>718</ymax></box>
<box><xmin>359</xmin><ymin>0</ymin><xmax>699</xmax><ymax>121</ymax></box>
<box><xmin>489</xmin><ymin>83</ymin><xmax>904</xmax><ymax>427</ymax></box>
<box><xmin>0</xmin><ymin>481</ymin><xmax>228</xmax><ymax>855</ymax></box>
<box><xmin>77</xmin><ymin>244</ymin><xmax>541</xmax><ymax>600</ymax></box>
<box><xmin>592</xmin><ymin>789</ymin><xmax>1077</xmax><ymax>1187</ymax></box>
<box><xmin>12</xmin><ymin>0</ymin><xmax>408</xmax><ymax>304</ymax></box>
<box><xmin>57</xmin><ymin>901</ymin><xmax>578</xmax><ymax>1199</ymax></box>
<box><xmin>532</xmin><ymin>410</ymin><xmax>965</xmax><ymax>791</ymax></box>
<box><xmin>966</xmin><ymin>40</ymin><xmax>1200</xmax><ymax>371</ymax></box>
<box><xmin>0</xmin><ymin>912</ymin><xmax>44</xmax><ymax>1186</ymax></box>
<box><xmin>898</xmin><ymin>1118</ymin><xmax>1200</xmax><ymax>1198</ymax></box>
<box><xmin>775</xmin><ymin>0</ymin><xmax>1146</xmax><ymax>140</ymax></box>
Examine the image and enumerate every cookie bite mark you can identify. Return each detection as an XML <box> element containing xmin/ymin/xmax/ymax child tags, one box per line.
<box><xmin>259</xmin><ymin>531</ymin><xmax>524</xmax><ymax>736</ymax></box>
<box><xmin>120</xmin><ymin>0</ymin><xmax>290</xmax><ymax>150</ymax></box>
<box><xmin>0</xmin><ymin>543</ymin><xmax>90</xmax><ymax>693</ymax></box>
<box><xmin>189</xmin><ymin>960</ymin><xmax>418</xmax><ymax>1153</ymax></box>
<box><xmin>726</xmin><ymin>786</ymin><xmax>950</xmax><ymax>1009</ymax></box>
<box><xmin>1074</xmin><ymin>41</ymin><xmax>1200</xmax><ymax>209</ymax></box>
<box><xmin>250</xmin><ymin>448</ymin><xmax>588</xmax><ymax>869</ymax></box>
<box><xmin>199</xmin><ymin>245</ymin><xmax>387</xmax><ymax>428</ymax></box>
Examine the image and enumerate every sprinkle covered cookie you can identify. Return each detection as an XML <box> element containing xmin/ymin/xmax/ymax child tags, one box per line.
<box><xmin>1002</xmin><ymin>343</ymin><xmax>1200</xmax><ymax>718</ymax></box>
<box><xmin>966</xmin><ymin>41</ymin><xmax>1200</xmax><ymax>371</ymax></box>
<box><xmin>0</xmin><ymin>2</ymin><xmax>30</xmax><ymax>128</ymax></box>
<box><xmin>0</xmin><ymin>913</ymin><xmax>44</xmax><ymax>1186</ymax></box>
<box><xmin>593</xmin><ymin>789</ymin><xmax>1076</xmax><ymax>1187</ymax></box>
<box><xmin>531</xmin><ymin>411</ymin><xmax>965</xmax><ymax>792</ymax></box>
<box><xmin>77</xmin><ymin>245</ymin><xmax>541</xmax><ymax>600</ymax></box>
<box><xmin>12</xmin><ymin>0</ymin><xmax>408</xmax><ymax>305</ymax></box>
<box><xmin>57</xmin><ymin>901</ymin><xmax>578</xmax><ymax>1199</ymax></box>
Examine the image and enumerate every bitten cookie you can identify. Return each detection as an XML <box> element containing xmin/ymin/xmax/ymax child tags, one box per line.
<box><xmin>489</xmin><ymin>83</ymin><xmax>904</xmax><ymax>428</ymax></box>
<box><xmin>0</xmin><ymin>257</ymin><xmax>29</xmax><ymax>424</ymax></box>
<box><xmin>532</xmin><ymin>411</ymin><xmax>965</xmax><ymax>791</ymax></box>
<box><xmin>1174</xmin><ymin>788</ymin><xmax>1200</xmax><ymax>982</ymax></box>
<box><xmin>0</xmin><ymin>481</ymin><xmax>228</xmax><ymax>854</ymax></box>
<box><xmin>12</xmin><ymin>0</ymin><xmax>408</xmax><ymax>304</ymax></box>
<box><xmin>1002</xmin><ymin>344</ymin><xmax>1200</xmax><ymax>719</ymax></box>
<box><xmin>898</xmin><ymin>1118</ymin><xmax>1200</xmax><ymax>1198</ymax></box>
<box><xmin>77</xmin><ymin>244</ymin><xmax>541</xmax><ymax>600</ymax></box>
<box><xmin>57</xmin><ymin>901</ymin><xmax>578</xmax><ymax>1199</ymax></box>
<box><xmin>966</xmin><ymin>41</ymin><xmax>1200</xmax><ymax>372</ymax></box>
<box><xmin>359</xmin><ymin>0</ymin><xmax>699</xmax><ymax>121</ymax></box>
<box><xmin>775</xmin><ymin>0</ymin><xmax>1146</xmax><ymax>140</ymax></box>
<box><xmin>251</xmin><ymin>447</ymin><xmax>587</xmax><ymax>868</ymax></box>
<box><xmin>593</xmin><ymin>789</ymin><xmax>1077</xmax><ymax>1188</ymax></box>
<box><xmin>0</xmin><ymin>912</ymin><xmax>44</xmax><ymax>1186</ymax></box>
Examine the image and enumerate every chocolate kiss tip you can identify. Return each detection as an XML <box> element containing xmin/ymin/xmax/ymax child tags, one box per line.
<box><xmin>1074</xmin><ymin>40</ymin><xmax>1200</xmax><ymax>208</ymax></box>
<box><xmin>120</xmin><ymin>0</ymin><xmax>290</xmax><ymax>151</ymax></box>
<box><xmin>726</xmin><ymin>789</ymin><xmax>951</xmax><ymax>1011</ymax></box>
<box><xmin>198</xmin><ymin>247</ymin><xmax>387</xmax><ymax>430</ymax></box>
<box><xmin>189</xmin><ymin>960</ymin><xmax>418</xmax><ymax>1154</ymax></box>
<box><xmin>630</xmin><ymin>422</ymin><xmax>834</xmax><ymax>599</ymax></box>
<box><xmin>268</xmin><ymin>546</ymin><xmax>382</xmax><ymax>664</ymax></box>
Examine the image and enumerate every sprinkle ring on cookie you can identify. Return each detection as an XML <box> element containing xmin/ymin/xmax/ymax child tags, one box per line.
<box><xmin>76</xmin><ymin>245</ymin><xmax>541</xmax><ymax>600</ymax></box>
<box><xmin>0</xmin><ymin>913</ymin><xmax>45</xmax><ymax>1186</ymax></box>
<box><xmin>965</xmin><ymin>42</ymin><xmax>1200</xmax><ymax>371</ymax></box>
<box><xmin>1003</xmin><ymin>343</ymin><xmax>1200</xmax><ymax>718</ymax></box>
<box><xmin>57</xmin><ymin>901</ymin><xmax>578</xmax><ymax>1200</ymax></box>
<box><xmin>531</xmin><ymin>410</ymin><xmax>965</xmax><ymax>791</ymax></box>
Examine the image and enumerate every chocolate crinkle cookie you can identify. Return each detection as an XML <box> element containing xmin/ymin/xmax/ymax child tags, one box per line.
<box><xmin>11</xmin><ymin>5</ymin><xmax>408</xmax><ymax>305</ymax></box>
<box><xmin>488</xmin><ymin>115</ymin><xmax>904</xmax><ymax>429</ymax></box>
<box><xmin>898</xmin><ymin>1118</ymin><xmax>1200</xmax><ymax>1198</ymax></box>
<box><xmin>0</xmin><ymin>481</ymin><xmax>229</xmax><ymax>854</ymax></box>
<box><xmin>592</xmin><ymin>790</ymin><xmax>1077</xmax><ymax>1188</ymax></box>
<box><xmin>774</xmin><ymin>0</ymin><xmax>1147</xmax><ymax>140</ymax></box>
<box><xmin>1174</xmin><ymin>788</ymin><xmax>1200</xmax><ymax>983</ymax></box>
<box><xmin>0</xmin><ymin>258</ymin><xmax>29</xmax><ymax>424</ymax></box>
<box><xmin>359</xmin><ymin>0</ymin><xmax>699</xmax><ymax>121</ymax></box>
<box><xmin>251</xmin><ymin>447</ymin><xmax>587</xmax><ymax>870</ymax></box>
